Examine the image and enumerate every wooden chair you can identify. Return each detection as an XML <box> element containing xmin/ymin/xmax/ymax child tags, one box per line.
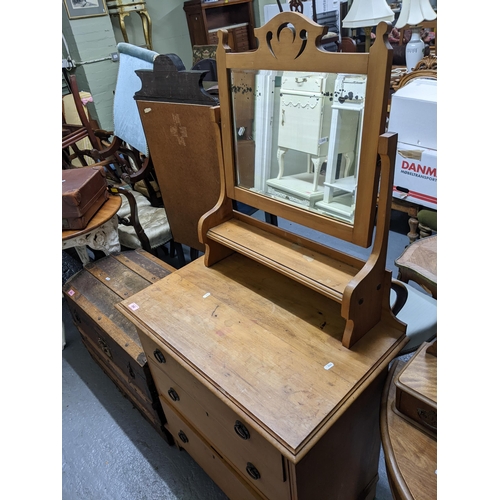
<box><xmin>340</xmin><ymin>37</ymin><xmax>357</xmax><ymax>52</ymax></box>
<box><xmin>398</xmin><ymin>20</ymin><xmax>437</xmax><ymax>55</ymax></box>
<box><xmin>108</xmin><ymin>185</ymin><xmax>174</xmax><ymax>258</ymax></box>
<box><xmin>62</xmin><ymin>74</ymin><xmax>103</xmax><ymax>169</ymax></box>
<box><xmin>395</xmin><ymin>234</ymin><xmax>437</xmax><ymax>299</ymax></box>
<box><xmin>392</xmin><ymin>55</ymin><xmax>437</xmax><ymax>92</ymax></box>
<box><xmin>390</xmin><ymin>278</ymin><xmax>436</xmax><ymax>355</ymax></box>
<box><xmin>390</xmin><ymin>232</ymin><xmax>437</xmax><ymax>355</ymax></box>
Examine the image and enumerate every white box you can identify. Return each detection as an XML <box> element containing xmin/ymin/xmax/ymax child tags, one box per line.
<box><xmin>388</xmin><ymin>79</ymin><xmax>437</xmax><ymax>150</ymax></box>
<box><xmin>392</xmin><ymin>143</ymin><xmax>437</xmax><ymax>209</ymax></box>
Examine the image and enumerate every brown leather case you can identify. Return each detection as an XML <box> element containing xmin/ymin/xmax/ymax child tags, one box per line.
<box><xmin>62</xmin><ymin>166</ymin><xmax>109</xmax><ymax>229</ymax></box>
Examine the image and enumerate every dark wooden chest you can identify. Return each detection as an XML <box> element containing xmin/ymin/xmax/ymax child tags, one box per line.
<box><xmin>63</xmin><ymin>249</ymin><xmax>176</xmax><ymax>441</ymax></box>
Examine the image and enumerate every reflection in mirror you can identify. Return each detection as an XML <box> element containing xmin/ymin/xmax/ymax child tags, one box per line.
<box><xmin>231</xmin><ymin>69</ymin><xmax>367</xmax><ymax>224</ymax></box>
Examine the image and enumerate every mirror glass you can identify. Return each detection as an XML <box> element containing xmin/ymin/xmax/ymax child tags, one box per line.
<box><xmin>231</xmin><ymin>69</ymin><xmax>367</xmax><ymax>224</ymax></box>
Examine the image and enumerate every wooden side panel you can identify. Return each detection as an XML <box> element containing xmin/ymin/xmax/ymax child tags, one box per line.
<box><xmin>137</xmin><ymin>101</ymin><xmax>223</xmax><ymax>252</ymax></box>
<box><xmin>291</xmin><ymin>369</ymin><xmax>387</xmax><ymax>500</ymax></box>
<box><xmin>80</xmin><ymin>330</ymin><xmax>170</xmax><ymax>442</ymax></box>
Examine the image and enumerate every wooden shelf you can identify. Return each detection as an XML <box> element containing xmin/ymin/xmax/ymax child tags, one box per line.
<box><xmin>207</xmin><ymin>214</ymin><xmax>364</xmax><ymax>303</ymax></box>
<box><xmin>183</xmin><ymin>0</ymin><xmax>256</xmax><ymax>52</ymax></box>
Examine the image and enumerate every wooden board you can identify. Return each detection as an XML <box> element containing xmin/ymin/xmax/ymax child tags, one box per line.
<box><xmin>136</xmin><ymin>101</ymin><xmax>222</xmax><ymax>252</ymax></box>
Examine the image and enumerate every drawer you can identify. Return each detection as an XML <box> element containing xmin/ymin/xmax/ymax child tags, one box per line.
<box><xmin>281</xmin><ymin>72</ymin><xmax>328</xmax><ymax>94</ymax></box>
<box><xmin>395</xmin><ymin>388</ymin><xmax>437</xmax><ymax>437</ymax></box>
<box><xmin>80</xmin><ymin>331</ymin><xmax>167</xmax><ymax>437</ymax></box>
<box><xmin>140</xmin><ymin>332</ymin><xmax>289</xmax><ymax>500</ymax></box>
<box><xmin>394</xmin><ymin>341</ymin><xmax>437</xmax><ymax>437</ymax></box>
<box><xmin>69</xmin><ymin>301</ymin><xmax>154</xmax><ymax>400</ymax></box>
<box><xmin>160</xmin><ymin>396</ymin><xmax>265</xmax><ymax>500</ymax></box>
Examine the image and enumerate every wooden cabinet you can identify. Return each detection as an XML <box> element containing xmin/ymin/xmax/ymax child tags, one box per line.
<box><xmin>118</xmin><ymin>255</ymin><xmax>406</xmax><ymax>499</ymax></box>
<box><xmin>183</xmin><ymin>0</ymin><xmax>256</xmax><ymax>52</ymax></box>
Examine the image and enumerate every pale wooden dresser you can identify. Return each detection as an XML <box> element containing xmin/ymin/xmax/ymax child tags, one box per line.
<box><xmin>118</xmin><ymin>12</ymin><xmax>410</xmax><ymax>499</ymax></box>
<box><xmin>117</xmin><ymin>253</ymin><xmax>406</xmax><ymax>499</ymax></box>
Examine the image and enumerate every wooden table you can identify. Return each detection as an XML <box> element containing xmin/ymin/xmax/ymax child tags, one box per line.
<box><xmin>62</xmin><ymin>195</ymin><xmax>122</xmax><ymax>265</ymax></box>
<box><xmin>380</xmin><ymin>359</ymin><xmax>437</xmax><ymax>500</ymax></box>
<box><xmin>395</xmin><ymin>235</ymin><xmax>437</xmax><ymax>298</ymax></box>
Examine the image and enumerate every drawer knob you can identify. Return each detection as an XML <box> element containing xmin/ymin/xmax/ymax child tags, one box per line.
<box><xmin>246</xmin><ymin>463</ymin><xmax>260</xmax><ymax>480</ymax></box>
<box><xmin>417</xmin><ymin>408</ymin><xmax>437</xmax><ymax>430</ymax></box>
<box><xmin>178</xmin><ymin>431</ymin><xmax>189</xmax><ymax>444</ymax></box>
<box><xmin>153</xmin><ymin>349</ymin><xmax>166</xmax><ymax>363</ymax></box>
<box><xmin>234</xmin><ymin>420</ymin><xmax>250</xmax><ymax>440</ymax></box>
<box><xmin>168</xmin><ymin>388</ymin><xmax>180</xmax><ymax>401</ymax></box>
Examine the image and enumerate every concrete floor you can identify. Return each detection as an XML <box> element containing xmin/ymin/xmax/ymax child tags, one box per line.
<box><xmin>62</xmin><ymin>211</ymin><xmax>416</xmax><ymax>500</ymax></box>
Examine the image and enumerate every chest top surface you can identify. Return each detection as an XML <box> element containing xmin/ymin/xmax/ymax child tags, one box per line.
<box><xmin>118</xmin><ymin>253</ymin><xmax>406</xmax><ymax>459</ymax></box>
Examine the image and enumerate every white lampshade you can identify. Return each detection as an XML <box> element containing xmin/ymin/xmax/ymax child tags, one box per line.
<box><xmin>395</xmin><ymin>0</ymin><xmax>437</xmax><ymax>28</ymax></box>
<box><xmin>342</xmin><ymin>0</ymin><xmax>395</xmax><ymax>28</ymax></box>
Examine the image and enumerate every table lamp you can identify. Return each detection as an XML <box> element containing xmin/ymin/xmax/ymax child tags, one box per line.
<box><xmin>342</xmin><ymin>0</ymin><xmax>394</xmax><ymax>51</ymax></box>
<box><xmin>395</xmin><ymin>0</ymin><xmax>437</xmax><ymax>71</ymax></box>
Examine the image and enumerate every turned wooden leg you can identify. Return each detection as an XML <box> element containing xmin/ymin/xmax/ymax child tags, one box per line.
<box><xmin>408</xmin><ymin>217</ymin><xmax>419</xmax><ymax>244</ymax></box>
<box><xmin>277</xmin><ymin>147</ymin><xmax>286</xmax><ymax>179</ymax></box>
<box><xmin>310</xmin><ymin>156</ymin><xmax>324</xmax><ymax>192</ymax></box>
<box><xmin>419</xmin><ymin>223</ymin><xmax>432</xmax><ymax>239</ymax></box>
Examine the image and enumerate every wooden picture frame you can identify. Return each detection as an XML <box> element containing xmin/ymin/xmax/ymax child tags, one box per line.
<box><xmin>63</xmin><ymin>0</ymin><xmax>108</xmax><ymax>20</ymax></box>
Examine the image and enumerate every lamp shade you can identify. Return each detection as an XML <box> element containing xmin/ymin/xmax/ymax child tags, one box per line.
<box><xmin>395</xmin><ymin>0</ymin><xmax>437</xmax><ymax>28</ymax></box>
<box><xmin>342</xmin><ymin>0</ymin><xmax>395</xmax><ymax>28</ymax></box>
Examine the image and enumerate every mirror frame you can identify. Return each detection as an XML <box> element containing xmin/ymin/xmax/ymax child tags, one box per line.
<box><xmin>216</xmin><ymin>13</ymin><xmax>393</xmax><ymax>248</ymax></box>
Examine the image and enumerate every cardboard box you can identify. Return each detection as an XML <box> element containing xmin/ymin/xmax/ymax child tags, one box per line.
<box><xmin>392</xmin><ymin>143</ymin><xmax>437</xmax><ymax>209</ymax></box>
<box><xmin>388</xmin><ymin>79</ymin><xmax>437</xmax><ymax>151</ymax></box>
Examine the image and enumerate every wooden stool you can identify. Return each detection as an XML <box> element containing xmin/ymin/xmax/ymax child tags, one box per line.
<box><xmin>395</xmin><ymin>235</ymin><xmax>437</xmax><ymax>298</ymax></box>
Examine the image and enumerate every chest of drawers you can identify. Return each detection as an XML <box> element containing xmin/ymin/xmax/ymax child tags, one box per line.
<box><xmin>117</xmin><ymin>254</ymin><xmax>406</xmax><ymax>499</ymax></box>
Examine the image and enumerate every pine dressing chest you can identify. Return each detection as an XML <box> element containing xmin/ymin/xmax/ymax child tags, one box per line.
<box><xmin>118</xmin><ymin>13</ymin><xmax>408</xmax><ymax>499</ymax></box>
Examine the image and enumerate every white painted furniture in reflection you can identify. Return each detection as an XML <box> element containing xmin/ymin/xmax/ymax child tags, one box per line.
<box><xmin>266</xmin><ymin>72</ymin><xmax>336</xmax><ymax>205</ymax></box>
<box><xmin>316</xmin><ymin>74</ymin><xmax>366</xmax><ymax>223</ymax></box>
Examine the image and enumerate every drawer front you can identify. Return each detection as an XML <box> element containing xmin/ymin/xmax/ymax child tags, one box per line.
<box><xmin>160</xmin><ymin>397</ymin><xmax>265</xmax><ymax>500</ymax></box>
<box><xmin>80</xmin><ymin>331</ymin><xmax>166</xmax><ymax>433</ymax></box>
<box><xmin>281</xmin><ymin>73</ymin><xmax>327</xmax><ymax>94</ymax></box>
<box><xmin>140</xmin><ymin>332</ymin><xmax>289</xmax><ymax>500</ymax></box>
<box><xmin>395</xmin><ymin>388</ymin><xmax>437</xmax><ymax>437</ymax></box>
<box><xmin>69</xmin><ymin>302</ymin><xmax>154</xmax><ymax>400</ymax></box>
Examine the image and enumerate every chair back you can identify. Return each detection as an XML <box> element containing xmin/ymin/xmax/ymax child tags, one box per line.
<box><xmin>340</xmin><ymin>37</ymin><xmax>357</xmax><ymax>53</ymax></box>
<box><xmin>114</xmin><ymin>43</ymin><xmax>159</xmax><ymax>156</ymax></box>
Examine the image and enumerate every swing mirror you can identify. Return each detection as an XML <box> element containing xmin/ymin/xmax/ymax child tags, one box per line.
<box><xmin>231</xmin><ymin>69</ymin><xmax>367</xmax><ymax>225</ymax></box>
